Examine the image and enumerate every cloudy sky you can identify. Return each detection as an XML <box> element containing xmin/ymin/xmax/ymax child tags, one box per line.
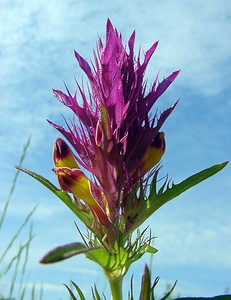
<box><xmin>1</xmin><ymin>0</ymin><xmax>230</xmax><ymax>299</ymax></box>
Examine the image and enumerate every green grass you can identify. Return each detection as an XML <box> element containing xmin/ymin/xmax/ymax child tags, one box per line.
<box><xmin>0</xmin><ymin>138</ymin><xmax>43</xmax><ymax>300</ymax></box>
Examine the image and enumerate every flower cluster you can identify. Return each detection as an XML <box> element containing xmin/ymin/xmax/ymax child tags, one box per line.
<box><xmin>49</xmin><ymin>19</ymin><xmax>179</xmax><ymax>244</ymax></box>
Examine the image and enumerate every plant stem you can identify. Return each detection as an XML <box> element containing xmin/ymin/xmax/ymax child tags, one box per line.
<box><xmin>108</xmin><ymin>274</ymin><xmax>123</xmax><ymax>300</ymax></box>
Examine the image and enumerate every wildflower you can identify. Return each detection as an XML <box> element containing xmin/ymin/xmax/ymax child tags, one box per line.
<box><xmin>49</xmin><ymin>19</ymin><xmax>179</xmax><ymax>236</ymax></box>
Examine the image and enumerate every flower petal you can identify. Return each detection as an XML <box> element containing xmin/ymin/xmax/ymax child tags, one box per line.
<box><xmin>140</xmin><ymin>132</ymin><xmax>165</xmax><ymax>174</ymax></box>
<box><xmin>54</xmin><ymin>167</ymin><xmax>111</xmax><ymax>227</ymax></box>
<box><xmin>53</xmin><ymin>138</ymin><xmax>79</xmax><ymax>168</ymax></box>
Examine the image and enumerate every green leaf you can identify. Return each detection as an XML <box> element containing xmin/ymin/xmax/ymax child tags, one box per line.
<box><xmin>150</xmin><ymin>161</ymin><xmax>228</xmax><ymax>213</ymax></box>
<box><xmin>128</xmin><ymin>275</ymin><xmax>134</xmax><ymax>300</ymax></box>
<box><xmin>92</xmin><ymin>284</ymin><xmax>101</xmax><ymax>300</ymax></box>
<box><xmin>139</xmin><ymin>265</ymin><xmax>151</xmax><ymax>300</ymax></box>
<box><xmin>16</xmin><ymin>166</ymin><xmax>92</xmax><ymax>226</ymax></box>
<box><xmin>40</xmin><ymin>242</ymin><xmax>88</xmax><ymax>264</ymax></box>
<box><xmin>70</xmin><ymin>281</ymin><xmax>86</xmax><ymax>300</ymax></box>
<box><xmin>64</xmin><ymin>284</ymin><xmax>78</xmax><ymax>300</ymax></box>
<box><xmin>128</xmin><ymin>162</ymin><xmax>228</xmax><ymax>234</ymax></box>
<box><xmin>151</xmin><ymin>277</ymin><xmax>160</xmax><ymax>299</ymax></box>
<box><xmin>160</xmin><ymin>281</ymin><xmax>177</xmax><ymax>300</ymax></box>
<box><xmin>40</xmin><ymin>240</ymin><xmax>128</xmax><ymax>275</ymax></box>
<box><xmin>145</xmin><ymin>245</ymin><xmax>158</xmax><ymax>254</ymax></box>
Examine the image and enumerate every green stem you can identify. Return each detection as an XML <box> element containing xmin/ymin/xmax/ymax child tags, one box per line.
<box><xmin>107</xmin><ymin>274</ymin><xmax>123</xmax><ymax>300</ymax></box>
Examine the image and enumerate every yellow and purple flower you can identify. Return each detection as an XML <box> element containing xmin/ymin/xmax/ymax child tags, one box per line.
<box><xmin>49</xmin><ymin>19</ymin><xmax>179</xmax><ymax>236</ymax></box>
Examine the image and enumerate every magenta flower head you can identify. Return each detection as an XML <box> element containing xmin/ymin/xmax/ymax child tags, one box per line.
<box><xmin>49</xmin><ymin>19</ymin><xmax>179</xmax><ymax>239</ymax></box>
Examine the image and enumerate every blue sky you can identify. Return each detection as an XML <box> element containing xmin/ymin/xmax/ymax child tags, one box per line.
<box><xmin>1</xmin><ymin>0</ymin><xmax>231</xmax><ymax>299</ymax></box>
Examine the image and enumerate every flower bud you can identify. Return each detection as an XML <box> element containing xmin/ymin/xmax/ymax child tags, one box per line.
<box><xmin>53</xmin><ymin>138</ymin><xmax>79</xmax><ymax>168</ymax></box>
<box><xmin>140</xmin><ymin>132</ymin><xmax>165</xmax><ymax>174</ymax></box>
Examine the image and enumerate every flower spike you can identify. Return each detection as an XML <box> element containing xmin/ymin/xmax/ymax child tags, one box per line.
<box><xmin>49</xmin><ymin>20</ymin><xmax>181</xmax><ymax>229</ymax></box>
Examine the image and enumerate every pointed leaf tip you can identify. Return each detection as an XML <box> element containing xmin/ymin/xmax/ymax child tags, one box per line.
<box><xmin>40</xmin><ymin>242</ymin><xmax>86</xmax><ymax>264</ymax></box>
<box><xmin>139</xmin><ymin>264</ymin><xmax>151</xmax><ymax>300</ymax></box>
<box><xmin>70</xmin><ymin>281</ymin><xmax>86</xmax><ymax>300</ymax></box>
<box><xmin>64</xmin><ymin>284</ymin><xmax>78</xmax><ymax>300</ymax></box>
<box><xmin>217</xmin><ymin>161</ymin><xmax>229</xmax><ymax>168</ymax></box>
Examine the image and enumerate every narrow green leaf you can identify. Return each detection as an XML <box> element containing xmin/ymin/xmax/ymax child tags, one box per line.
<box><xmin>139</xmin><ymin>265</ymin><xmax>151</xmax><ymax>300</ymax></box>
<box><xmin>92</xmin><ymin>284</ymin><xmax>101</xmax><ymax>300</ymax></box>
<box><xmin>40</xmin><ymin>242</ymin><xmax>86</xmax><ymax>263</ymax></box>
<box><xmin>16</xmin><ymin>166</ymin><xmax>60</xmax><ymax>193</ymax></box>
<box><xmin>40</xmin><ymin>242</ymin><xmax>103</xmax><ymax>264</ymax></box>
<box><xmin>160</xmin><ymin>281</ymin><xmax>177</xmax><ymax>300</ymax></box>
<box><xmin>130</xmin><ymin>162</ymin><xmax>228</xmax><ymax>234</ymax></box>
<box><xmin>128</xmin><ymin>274</ymin><xmax>134</xmax><ymax>300</ymax></box>
<box><xmin>1</xmin><ymin>137</ymin><xmax>31</xmax><ymax>230</ymax></box>
<box><xmin>64</xmin><ymin>284</ymin><xmax>78</xmax><ymax>300</ymax></box>
<box><xmin>151</xmin><ymin>277</ymin><xmax>160</xmax><ymax>300</ymax></box>
<box><xmin>16</xmin><ymin>166</ymin><xmax>92</xmax><ymax>225</ymax></box>
<box><xmin>0</xmin><ymin>205</ymin><xmax>36</xmax><ymax>264</ymax></box>
<box><xmin>71</xmin><ymin>281</ymin><xmax>86</xmax><ymax>300</ymax></box>
<box><xmin>136</xmin><ymin>244</ymin><xmax>158</xmax><ymax>258</ymax></box>
<box><xmin>145</xmin><ymin>245</ymin><xmax>158</xmax><ymax>254</ymax></box>
<box><xmin>153</xmin><ymin>162</ymin><xmax>228</xmax><ymax>212</ymax></box>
